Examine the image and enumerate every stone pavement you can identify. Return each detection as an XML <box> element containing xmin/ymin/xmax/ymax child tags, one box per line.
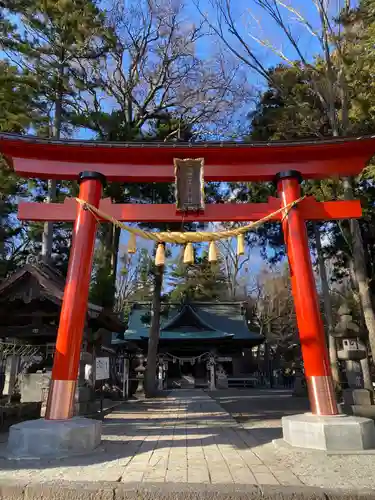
<box><xmin>0</xmin><ymin>389</ymin><xmax>375</xmax><ymax>491</ymax></box>
<box><xmin>208</xmin><ymin>388</ymin><xmax>310</xmax><ymax>429</ymax></box>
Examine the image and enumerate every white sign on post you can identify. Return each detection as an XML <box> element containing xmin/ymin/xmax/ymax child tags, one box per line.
<box><xmin>95</xmin><ymin>357</ymin><xmax>110</xmax><ymax>381</ymax></box>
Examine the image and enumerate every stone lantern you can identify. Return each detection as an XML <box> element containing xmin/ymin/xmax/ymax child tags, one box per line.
<box><xmin>132</xmin><ymin>352</ymin><xmax>146</xmax><ymax>393</ymax></box>
<box><xmin>334</xmin><ymin>305</ymin><xmax>366</xmax><ymax>361</ymax></box>
<box><xmin>333</xmin><ymin>305</ymin><xmax>367</xmax><ymax>389</ymax></box>
<box><xmin>333</xmin><ymin>306</ymin><xmax>375</xmax><ymax>418</ymax></box>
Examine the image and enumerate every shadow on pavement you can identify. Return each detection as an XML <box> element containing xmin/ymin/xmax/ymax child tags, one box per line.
<box><xmin>208</xmin><ymin>388</ymin><xmax>310</xmax><ymax>422</ymax></box>
<box><xmin>0</xmin><ymin>388</ymin><xmax>308</xmax><ymax>471</ymax></box>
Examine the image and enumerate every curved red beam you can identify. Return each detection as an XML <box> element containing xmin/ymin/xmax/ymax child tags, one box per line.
<box><xmin>1</xmin><ymin>133</ymin><xmax>375</xmax><ymax>181</ymax></box>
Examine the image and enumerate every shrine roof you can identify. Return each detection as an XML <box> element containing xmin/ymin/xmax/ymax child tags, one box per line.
<box><xmin>0</xmin><ymin>264</ymin><xmax>125</xmax><ymax>333</ymax></box>
<box><xmin>1</xmin><ymin>133</ymin><xmax>375</xmax><ymax>181</ymax></box>
<box><xmin>117</xmin><ymin>302</ymin><xmax>263</xmax><ymax>344</ymax></box>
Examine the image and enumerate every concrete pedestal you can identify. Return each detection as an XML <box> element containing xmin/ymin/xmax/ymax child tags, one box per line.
<box><xmin>339</xmin><ymin>403</ymin><xmax>375</xmax><ymax>421</ymax></box>
<box><xmin>282</xmin><ymin>413</ymin><xmax>375</xmax><ymax>451</ymax></box>
<box><xmin>338</xmin><ymin>389</ymin><xmax>375</xmax><ymax>421</ymax></box>
<box><xmin>216</xmin><ymin>374</ymin><xmax>228</xmax><ymax>389</ymax></box>
<box><xmin>7</xmin><ymin>417</ymin><xmax>102</xmax><ymax>459</ymax></box>
<box><xmin>343</xmin><ymin>388</ymin><xmax>374</xmax><ymax>406</ymax></box>
<box><xmin>20</xmin><ymin>373</ymin><xmax>50</xmax><ymax>403</ymax></box>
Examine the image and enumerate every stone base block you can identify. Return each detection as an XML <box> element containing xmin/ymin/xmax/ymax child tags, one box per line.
<box><xmin>339</xmin><ymin>403</ymin><xmax>375</xmax><ymax>420</ymax></box>
<box><xmin>7</xmin><ymin>417</ymin><xmax>102</xmax><ymax>459</ymax></box>
<box><xmin>343</xmin><ymin>388</ymin><xmax>374</xmax><ymax>406</ymax></box>
<box><xmin>282</xmin><ymin>412</ymin><xmax>375</xmax><ymax>451</ymax></box>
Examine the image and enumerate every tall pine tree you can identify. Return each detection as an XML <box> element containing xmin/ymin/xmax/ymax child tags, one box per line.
<box><xmin>1</xmin><ymin>0</ymin><xmax>115</xmax><ymax>263</ymax></box>
<box><xmin>0</xmin><ymin>60</ymin><xmax>42</xmax><ymax>280</ymax></box>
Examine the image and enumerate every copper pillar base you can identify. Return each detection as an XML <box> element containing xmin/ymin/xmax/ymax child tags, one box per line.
<box><xmin>306</xmin><ymin>375</ymin><xmax>338</xmax><ymax>415</ymax></box>
<box><xmin>45</xmin><ymin>380</ymin><xmax>76</xmax><ymax>420</ymax></box>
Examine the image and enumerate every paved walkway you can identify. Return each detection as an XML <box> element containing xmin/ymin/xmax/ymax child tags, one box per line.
<box><xmin>0</xmin><ymin>390</ymin><xmax>375</xmax><ymax>490</ymax></box>
<box><xmin>208</xmin><ymin>388</ymin><xmax>310</xmax><ymax>429</ymax></box>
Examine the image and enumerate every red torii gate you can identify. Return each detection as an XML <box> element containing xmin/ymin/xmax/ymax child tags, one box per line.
<box><xmin>1</xmin><ymin>133</ymin><xmax>374</xmax><ymax>422</ymax></box>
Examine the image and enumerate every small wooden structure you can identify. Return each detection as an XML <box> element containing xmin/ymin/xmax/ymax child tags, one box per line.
<box><xmin>0</xmin><ymin>263</ymin><xmax>124</xmax><ymax>346</ymax></box>
<box><xmin>0</xmin><ymin>263</ymin><xmax>126</xmax><ymax>408</ymax></box>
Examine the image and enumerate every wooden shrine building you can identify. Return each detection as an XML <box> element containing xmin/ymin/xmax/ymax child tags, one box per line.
<box><xmin>117</xmin><ymin>302</ymin><xmax>264</xmax><ymax>389</ymax></box>
<box><xmin>0</xmin><ymin>263</ymin><xmax>125</xmax><ymax>349</ymax></box>
<box><xmin>0</xmin><ymin>263</ymin><xmax>128</xmax><ymax>412</ymax></box>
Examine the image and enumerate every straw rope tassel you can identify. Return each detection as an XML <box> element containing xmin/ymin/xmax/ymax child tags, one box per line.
<box><xmin>155</xmin><ymin>243</ymin><xmax>166</xmax><ymax>267</ymax></box>
<box><xmin>127</xmin><ymin>233</ymin><xmax>137</xmax><ymax>254</ymax></box>
<box><xmin>208</xmin><ymin>241</ymin><xmax>218</xmax><ymax>263</ymax></box>
<box><xmin>184</xmin><ymin>243</ymin><xmax>194</xmax><ymax>264</ymax></box>
<box><xmin>237</xmin><ymin>234</ymin><xmax>245</xmax><ymax>256</ymax></box>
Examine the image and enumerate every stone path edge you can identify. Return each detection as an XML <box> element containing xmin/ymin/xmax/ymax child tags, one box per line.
<box><xmin>1</xmin><ymin>480</ymin><xmax>375</xmax><ymax>500</ymax></box>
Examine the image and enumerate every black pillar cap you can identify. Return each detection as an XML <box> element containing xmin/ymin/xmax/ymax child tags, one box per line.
<box><xmin>78</xmin><ymin>171</ymin><xmax>107</xmax><ymax>187</ymax></box>
<box><xmin>274</xmin><ymin>170</ymin><xmax>303</xmax><ymax>184</ymax></box>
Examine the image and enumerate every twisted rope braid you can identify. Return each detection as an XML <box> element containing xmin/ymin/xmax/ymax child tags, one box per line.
<box><xmin>75</xmin><ymin>196</ymin><xmax>305</xmax><ymax>244</ymax></box>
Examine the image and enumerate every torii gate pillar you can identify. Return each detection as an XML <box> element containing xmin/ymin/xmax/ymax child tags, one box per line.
<box><xmin>45</xmin><ymin>172</ymin><xmax>106</xmax><ymax>420</ymax></box>
<box><xmin>7</xmin><ymin>172</ymin><xmax>106</xmax><ymax>459</ymax></box>
<box><xmin>277</xmin><ymin>171</ymin><xmax>337</xmax><ymax>415</ymax></box>
<box><xmin>275</xmin><ymin>171</ymin><xmax>375</xmax><ymax>452</ymax></box>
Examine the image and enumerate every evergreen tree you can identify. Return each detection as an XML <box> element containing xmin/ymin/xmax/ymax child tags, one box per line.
<box><xmin>88</xmin><ymin>113</ymin><xmax>193</xmax><ymax>310</ymax></box>
<box><xmin>0</xmin><ymin>60</ymin><xmax>42</xmax><ymax>280</ymax></box>
<box><xmin>249</xmin><ymin>64</ymin><xmax>331</xmax><ymax>141</ymax></box>
<box><xmin>206</xmin><ymin>0</ymin><xmax>375</xmax><ymax>367</ymax></box>
<box><xmin>2</xmin><ymin>0</ymin><xmax>114</xmax><ymax>137</ymax></box>
<box><xmin>168</xmin><ymin>252</ymin><xmax>229</xmax><ymax>303</ymax></box>
<box><xmin>1</xmin><ymin>0</ymin><xmax>115</xmax><ymax>264</ymax></box>
<box><xmin>243</xmin><ymin>5</ymin><xmax>375</xmax><ymax>377</ymax></box>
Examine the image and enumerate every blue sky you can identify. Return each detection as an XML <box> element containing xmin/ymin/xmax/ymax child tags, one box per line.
<box><xmin>192</xmin><ymin>0</ymin><xmax>356</xmax><ymax>71</ymax></box>
<box><xmin>5</xmin><ymin>1</ymin><xmax>356</xmax><ymax>282</ymax></box>
<box><xmin>112</xmin><ymin>0</ymin><xmax>357</xmax><ymax>280</ymax></box>
<box><xmin>117</xmin><ymin>0</ymin><xmax>347</xmax><ymax>274</ymax></box>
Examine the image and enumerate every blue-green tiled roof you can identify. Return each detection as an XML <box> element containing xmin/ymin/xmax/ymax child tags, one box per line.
<box><xmin>119</xmin><ymin>302</ymin><xmax>262</xmax><ymax>343</ymax></box>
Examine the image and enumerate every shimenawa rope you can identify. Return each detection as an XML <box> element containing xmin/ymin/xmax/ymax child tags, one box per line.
<box><xmin>75</xmin><ymin>196</ymin><xmax>305</xmax><ymax>264</ymax></box>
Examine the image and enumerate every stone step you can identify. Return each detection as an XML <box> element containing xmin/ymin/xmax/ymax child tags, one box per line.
<box><xmin>2</xmin><ymin>481</ymin><xmax>374</xmax><ymax>500</ymax></box>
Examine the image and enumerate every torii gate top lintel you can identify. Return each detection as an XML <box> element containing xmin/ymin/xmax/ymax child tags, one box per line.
<box><xmin>1</xmin><ymin>132</ymin><xmax>375</xmax><ymax>181</ymax></box>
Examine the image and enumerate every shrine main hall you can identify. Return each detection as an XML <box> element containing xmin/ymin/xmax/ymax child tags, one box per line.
<box><xmin>116</xmin><ymin>301</ymin><xmax>264</xmax><ymax>390</ymax></box>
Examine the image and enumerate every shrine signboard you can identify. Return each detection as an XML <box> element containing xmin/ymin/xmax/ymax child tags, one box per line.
<box><xmin>174</xmin><ymin>158</ymin><xmax>205</xmax><ymax>212</ymax></box>
<box><xmin>95</xmin><ymin>357</ymin><xmax>109</xmax><ymax>381</ymax></box>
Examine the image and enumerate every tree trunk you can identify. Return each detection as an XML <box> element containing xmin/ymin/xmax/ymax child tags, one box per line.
<box><xmin>0</xmin><ymin>195</ymin><xmax>6</xmax><ymax>279</ymax></box>
<box><xmin>42</xmin><ymin>57</ymin><xmax>64</xmax><ymax>264</ymax></box>
<box><xmin>256</xmin><ymin>343</ymin><xmax>262</xmax><ymax>368</ymax></box>
<box><xmin>99</xmin><ymin>224</ymin><xmax>120</xmax><ymax>310</ymax></box>
<box><xmin>111</xmin><ymin>226</ymin><xmax>121</xmax><ymax>283</ymax></box>
<box><xmin>42</xmin><ymin>179</ymin><xmax>56</xmax><ymax>263</ymax></box>
<box><xmin>263</xmin><ymin>340</ymin><xmax>269</xmax><ymax>374</ymax></box>
<box><xmin>343</xmin><ymin>178</ymin><xmax>375</xmax><ymax>372</ymax></box>
<box><xmin>145</xmin><ymin>265</ymin><xmax>164</xmax><ymax>398</ymax></box>
<box><xmin>313</xmin><ymin>223</ymin><xmax>340</xmax><ymax>390</ymax></box>
<box><xmin>265</xmin><ymin>323</ymin><xmax>273</xmax><ymax>387</ymax></box>
<box><xmin>110</xmin><ymin>225</ymin><xmax>121</xmax><ymax>307</ymax></box>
